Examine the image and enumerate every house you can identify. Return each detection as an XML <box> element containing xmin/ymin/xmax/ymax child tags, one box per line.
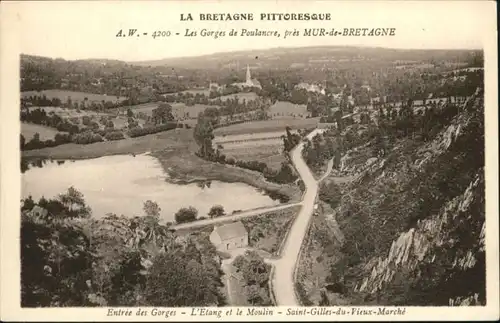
<box><xmin>295</xmin><ymin>82</ymin><xmax>326</xmax><ymax>95</ymax></box>
<box><xmin>209</xmin><ymin>221</ymin><xmax>248</xmax><ymax>251</ymax></box>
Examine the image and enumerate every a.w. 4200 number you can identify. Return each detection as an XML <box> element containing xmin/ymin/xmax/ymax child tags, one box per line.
<box><xmin>152</xmin><ymin>31</ymin><xmax>171</xmax><ymax>38</ymax></box>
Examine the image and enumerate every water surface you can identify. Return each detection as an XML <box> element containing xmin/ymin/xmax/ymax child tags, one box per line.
<box><xmin>22</xmin><ymin>154</ymin><xmax>280</xmax><ymax>222</ymax></box>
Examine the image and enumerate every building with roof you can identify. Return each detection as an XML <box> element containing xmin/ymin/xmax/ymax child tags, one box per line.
<box><xmin>295</xmin><ymin>82</ymin><xmax>326</xmax><ymax>95</ymax></box>
<box><xmin>209</xmin><ymin>221</ymin><xmax>249</xmax><ymax>251</ymax></box>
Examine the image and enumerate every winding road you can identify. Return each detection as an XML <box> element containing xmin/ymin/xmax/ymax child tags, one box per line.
<box><xmin>172</xmin><ymin>128</ymin><xmax>333</xmax><ymax>306</ymax></box>
<box><xmin>271</xmin><ymin>128</ymin><xmax>330</xmax><ymax>306</ymax></box>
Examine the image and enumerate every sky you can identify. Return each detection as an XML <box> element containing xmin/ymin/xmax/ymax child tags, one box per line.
<box><xmin>2</xmin><ymin>0</ymin><xmax>495</xmax><ymax>62</ymax></box>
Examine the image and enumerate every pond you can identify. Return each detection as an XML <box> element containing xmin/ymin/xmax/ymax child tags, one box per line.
<box><xmin>21</xmin><ymin>154</ymin><xmax>281</xmax><ymax>222</ymax></box>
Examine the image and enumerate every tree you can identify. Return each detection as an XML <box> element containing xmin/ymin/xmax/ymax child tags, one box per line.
<box><xmin>21</xmin><ymin>212</ymin><xmax>93</xmax><ymax>307</ymax></box>
<box><xmin>82</xmin><ymin>115</ymin><xmax>91</xmax><ymax>126</ymax></box>
<box><xmin>58</xmin><ymin>186</ymin><xmax>91</xmax><ymax>218</ymax></box>
<box><xmin>108</xmin><ymin>250</ymin><xmax>146</xmax><ymax>306</ymax></box>
<box><xmin>193</xmin><ymin>110</ymin><xmax>217</xmax><ymax>159</ymax></box>
<box><xmin>174</xmin><ymin>206</ymin><xmax>198</xmax><ymax>224</ymax></box>
<box><xmin>105</xmin><ymin>120</ymin><xmax>114</xmax><ymax>129</ymax></box>
<box><xmin>32</xmin><ymin>132</ymin><xmax>41</xmax><ymax>143</ymax></box>
<box><xmin>21</xmin><ymin>195</ymin><xmax>35</xmax><ymax>212</ymax></box>
<box><xmin>144</xmin><ymin>251</ymin><xmax>223</xmax><ymax>306</ymax></box>
<box><xmin>152</xmin><ymin>103</ymin><xmax>174</xmax><ymax>125</ymax></box>
<box><xmin>208</xmin><ymin>205</ymin><xmax>225</xmax><ymax>218</ymax></box>
<box><xmin>319</xmin><ymin>180</ymin><xmax>342</xmax><ymax>209</ymax></box>
<box><xmin>143</xmin><ymin>200</ymin><xmax>161</xmax><ymax>218</ymax></box>
<box><xmin>245</xmin><ymin>284</ymin><xmax>262</xmax><ymax>305</ymax></box>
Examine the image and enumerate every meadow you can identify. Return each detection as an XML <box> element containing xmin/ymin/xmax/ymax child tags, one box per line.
<box><xmin>213</xmin><ymin>118</ymin><xmax>319</xmax><ymax>136</ymax></box>
<box><xmin>21</xmin><ymin>90</ymin><xmax>126</xmax><ymax>104</ymax></box>
<box><xmin>213</xmin><ymin>92</ymin><xmax>259</xmax><ymax>103</ymax></box>
<box><xmin>221</xmin><ymin>142</ymin><xmax>285</xmax><ymax>171</ymax></box>
<box><xmin>125</xmin><ymin>102</ymin><xmax>221</xmax><ymax>120</ymax></box>
<box><xmin>21</xmin><ymin>122</ymin><xmax>65</xmax><ymax>140</ymax></box>
<box><xmin>269</xmin><ymin>101</ymin><xmax>309</xmax><ymax>118</ymax></box>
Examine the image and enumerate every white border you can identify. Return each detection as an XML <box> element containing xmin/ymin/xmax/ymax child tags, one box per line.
<box><xmin>1</xmin><ymin>1</ymin><xmax>498</xmax><ymax>321</ymax></box>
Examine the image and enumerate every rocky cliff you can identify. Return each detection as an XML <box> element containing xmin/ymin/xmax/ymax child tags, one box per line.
<box><xmin>324</xmin><ymin>89</ymin><xmax>485</xmax><ymax>306</ymax></box>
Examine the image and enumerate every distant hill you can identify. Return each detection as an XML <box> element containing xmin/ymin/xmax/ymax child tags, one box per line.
<box><xmin>127</xmin><ymin>46</ymin><xmax>482</xmax><ymax>69</ymax></box>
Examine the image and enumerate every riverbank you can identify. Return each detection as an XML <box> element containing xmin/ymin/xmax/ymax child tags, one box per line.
<box><xmin>151</xmin><ymin>149</ymin><xmax>301</xmax><ymax>202</ymax></box>
<box><xmin>22</xmin><ymin>128</ymin><xmax>302</xmax><ymax>202</ymax></box>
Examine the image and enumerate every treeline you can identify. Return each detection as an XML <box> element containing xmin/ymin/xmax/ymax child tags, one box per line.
<box><xmin>303</xmin><ymin>95</ymin><xmax>472</xmax><ymax>173</ymax></box>
<box><xmin>21</xmin><ymin>190</ymin><xmax>226</xmax><ymax>307</ymax></box>
<box><xmin>21</xmin><ymin>54</ymin><xmax>190</xmax><ymax>95</ymax></box>
<box><xmin>22</xmin><ymin>94</ymin><xmax>126</xmax><ymax>111</ymax></box>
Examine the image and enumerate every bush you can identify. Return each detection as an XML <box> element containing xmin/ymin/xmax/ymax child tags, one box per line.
<box><xmin>82</xmin><ymin>116</ymin><xmax>91</xmax><ymax>126</ymax></box>
<box><xmin>104</xmin><ymin>131</ymin><xmax>125</xmax><ymax>141</ymax></box>
<box><xmin>208</xmin><ymin>205</ymin><xmax>225</xmax><ymax>218</ymax></box>
<box><xmin>127</xmin><ymin>123</ymin><xmax>177</xmax><ymax>138</ymax></box>
<box><xmin>72</xmin><ymin>131</ymin><xmax>104</xmax><ymax>144</ymax></box>
<box><xmin>23</xmin><ymin>132</ymin><xmax>72</xmax><ymax>151</ymax></box>
<box><xmin>175</xmin><ymin>206</ymin><xmax>198</xmax><ymax>224</ymax></box>
<box><xmin>319</xmin><ymin>180</ymin><xmax>342</xmax><ymax>208</ymax></box>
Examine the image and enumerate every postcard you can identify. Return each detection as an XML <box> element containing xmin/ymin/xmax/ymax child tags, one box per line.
<box><xmin>0</xmin><ymin>0</ymin><xmax>498</xmax><ymax>321</ymax></box>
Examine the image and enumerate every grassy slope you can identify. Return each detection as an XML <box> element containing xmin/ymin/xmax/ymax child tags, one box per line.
<box><xmin>241</xmin><ymin>205</ymin><xmax>300</xmax><ymax>255</ymax></box>
<box><xmin>21</xmin><ymin>122</ymin><xmax>64</xmax><ymax>140</ymax></box>
<box><xmin>213</xmin><ymin>118</ymin><xmax>319</xmax><ymax>136</ymax></box>
<box><xmin>222</xmin><ymin>144</ymin><xmax>285</xmax><ymax>171</ymax></box>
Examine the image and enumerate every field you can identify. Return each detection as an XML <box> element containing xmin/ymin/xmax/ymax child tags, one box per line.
<box><xmin>213</xmin><ymin>92</ymin><xmax>259</xmax><ymax>103</ymax></box>
<box><xmin>111</xmin><ymin>115</ymin><xmax>146</xmax><ymax>129</ymax></box>
<box><xmin>179</xmin><ymin>89</ymin><xmax>211</xmax><ymax>96</ymax></box>
<box><xmin>269</xmin><ymin>101</ymin><xmax>309</xmax><ymax>118</ymax></box>
<box><xmin>213</xmin><ymin>118</ymin><xmax>319</xmax><ymax>136</ymax></box>
<box><xmin>22</xmin><ymin>128</ymin><xmax>195</xmax><ymax>159</ymax></box>
<box><xmin>172</xmin><ymin>103</ymin><xmax>220</xmax><ymax>119</ymax></box>
<box><xmin>27</xmin><ymin>106</ymin><xmax>108</xmax><ymax>119</ymax></box>
<box><xmin>21</xmin><ymin>122</ymin><xmax>64</xmax><ymax>140</ymax></box>
<box><xmin>21</xmin><ymin>90</ymin><xmax>126</xmax><ymax>104</ymax></box>
<box><xmin>126</xmin><ymin>102</ymin><xmax>220</xmax><ymax>120</ymax></box>
<box><xmin>123</xmin><ymin>102</ymin><xmax>157</xmax><ymax>116</ymax></box>
<box><xmin>221</xmin><ymin>143</ymin><xmax>285</xmax><ymax>171</ymax></box>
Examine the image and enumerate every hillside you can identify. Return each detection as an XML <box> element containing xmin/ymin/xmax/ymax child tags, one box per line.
<box><xmin>129</xmin><ymin>46</ymin><xmax>481</xmax><ymax>70</ymax></box>
<box><xmin>297</xmin><ymin>88</ymin><xmax>485</xmax><ymax>306</ymax></box>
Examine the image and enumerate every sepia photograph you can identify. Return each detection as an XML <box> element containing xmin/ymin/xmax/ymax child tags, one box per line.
<box><xmin>1</xmin><ymin>0</ymin><xmax>498</xmax><ymax>321</ymax></box>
